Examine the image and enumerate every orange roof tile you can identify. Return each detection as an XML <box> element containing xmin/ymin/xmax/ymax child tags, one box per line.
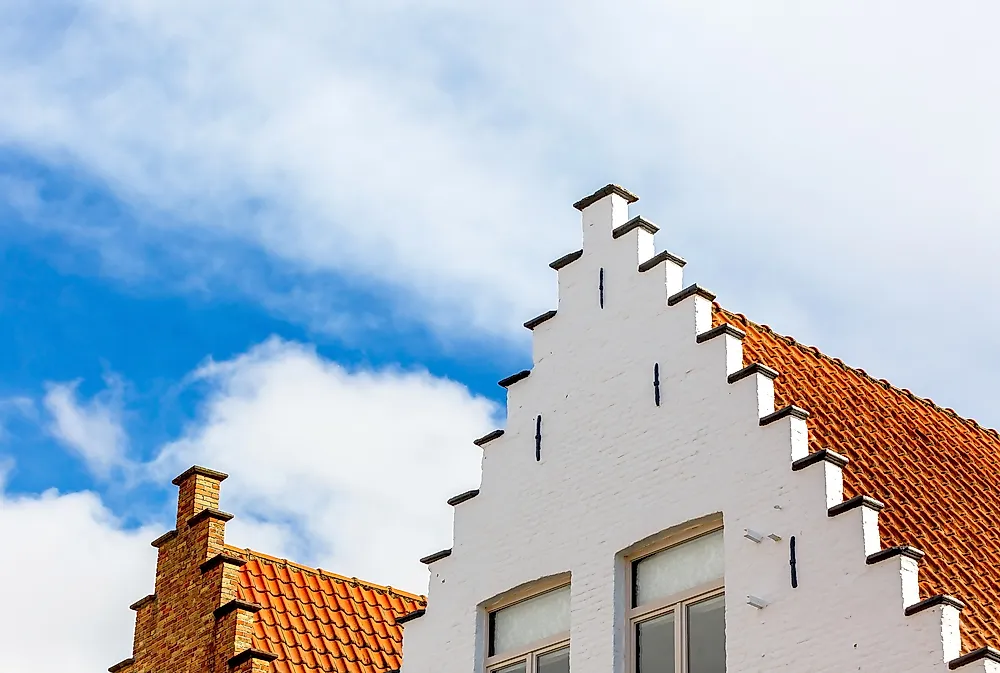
<box><xmin>227</xmin><ymin>547</ymin><xmax>425</xmax><ymax>673</ymax></box>
<box><xmin>716</xmin><ymin>307</ymin><xmax>1000</xmax><ymax>653</ymax></box>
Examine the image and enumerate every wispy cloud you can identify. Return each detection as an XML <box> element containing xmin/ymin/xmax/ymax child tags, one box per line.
<box><xmin>43</xmin><ymin>376</ymin><xmax>128</xmax><ymax>478</ymax></box>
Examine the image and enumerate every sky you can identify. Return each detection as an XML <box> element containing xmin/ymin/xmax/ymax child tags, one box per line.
<box><xmin>4</xmin><ymin>1</ymin><xmax>1000</xmax><ymax>670</ymax></box>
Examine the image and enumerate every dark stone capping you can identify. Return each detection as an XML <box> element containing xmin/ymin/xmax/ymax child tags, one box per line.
<box><xmin>904</xmin><ymin>595</ymin><xmax>965</xmax><ymax>616</ymax></box>
<box><xmin>108</xmin><ymin>658</ymin><xmax>134</xmax><ymax>673</ymax></box>
<box><xmin>214</xmin><ymin>599</ymin><xmax>263</xmax><ymax>619</ymax></box>
<box><xmin>728</xmin><ymin>363</ymin><xmax>780</xmax><ymax>385</ymax></box>
<box><xmin>200</xmin><ymin>553</ymin><xmax>247</xmax><ymax>573</ymax></box>
<box><xmin>498</xmin><ymin>370</ymin><xmax>531</xmax><ymax>388</ymax></box>
<box><xmin>549</xmin><ymin>249</ymin><xmax>583</xmax><ymax>270</ymax></box>
<box><xmin>866</xmin><ymin>545</ymin><xmax>925</xmax><ymax>565</ymax></box>
<box><xmin>187</xmin><ymin>508</ymin><xmax>235</xmax><ymax>527</ymax></box>
<box><xmin>396</xmin><ymin>608</ymin><xmax>427</xmax><ymax>624</ymax></box>
<box><xmin>171</xmin><ymin>465</ymin><xmax>229</xmax><ymax>486</ymax></box>
<box><xmin>151</xmin><ymin>529</ymin><xmax>178</xmax><ymax>548</ymax></box>
<box><xmin>638</xmin><ymin>250</ymin><xmax>687</xmax><ymax>272</ymax></box>
<box><xmin>473</xmin><ymin>430</ymin><xmax>505</xmax><ymax>447</ymax></box>
<box><xmin>696</xmin><ymin>324</ymin><xmax>746</xmax><ymax>344</ymax></box>
<box><xmin>949</xmin><ymin>647</ymin><xmax>1000</xmax><ymax>669</ymax></box>
<box><xmin>447</xmin><ymin>490</ymin><xmax>480</xmax><ymax>506</ymax></box>
<box><xmin>419</xmin><ymin>548</ymin><xmax>453</xmax><ymax>565</ymax></box>
<box><xmin>228</xmin><ymin>649</ymin><xmax>278</xmax><ymax>667</ymax></box>
<box><xmin>612</xmin><ymin>215</ymin><xmax>659</xmax><ymax>239</ymax></box>
<box><xmin>667</xmin><ymin>284</ymin><xmax>717</xmax><ymax>306</ymax></box>
<box><xmin>791</xmin><ymin>449</ymin><xmax>849</xmax><ymax>471</ymax></box>
<box><xmin>828</xmin><ymin>495</ymin><xmax>885</xmax><ymax>517</ymax></box>
<box><xmin>573</xmin><ymin>184</ymin><xmax>639</xmax><ymax>211</ymax></box>
<box><xmin>524</xmin><ymin>310</ymin><xmax>557</xmax><ymax>330</ymax></box>
<box><xmin>759</xmin><ymin>405</ymin><xmax>810</xmax><ymax>427</ymax></box>
<box><xmin>129</xmin><ymin>594</ymin><xmax>156</xmax><ymax>611</ymax></box>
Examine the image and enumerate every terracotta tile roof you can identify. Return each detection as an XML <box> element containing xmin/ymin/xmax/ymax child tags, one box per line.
<box><xmin>716</xmin><ymin>307</ymin><xmax>1000</xmax><ymax>653</ymax></box>
<box><xmin>227</xmin><ymin>547</ymin><xmax>426</xmax><ymax>673</ymax></box>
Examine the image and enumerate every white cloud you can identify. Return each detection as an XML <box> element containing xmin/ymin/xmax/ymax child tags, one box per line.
<box><xmin>4</xmin><ymin>2</ymin><xmax>1000</xmax><ymax>423</ymax></box>
<box><xmin>43</xmin><ymin>376</ymin><xmax>128</xmax><ymax>477</ymax></box>
<box><xmin>0</xmin><ymin>464</ymin><xmax>156</xmax><ymax>673</ymax></box>
<box><xmin>152</xmin><ymin>336</ymin><xmax>498</xmax><ymax>592</ymax></box>
<box><xmin>1</xmin><ymin>339</ymin><xmax>496</xmax><ymax>671</ymax></box>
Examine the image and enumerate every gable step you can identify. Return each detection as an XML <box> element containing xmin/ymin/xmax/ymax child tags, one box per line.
<box><xmin>397</xmin><ymin>608</ymin><xmax>427</xmax><ymax>624</ymax></box>
<box><xmin>447</xmin><ymin>490</ymin><xmax>480</xmax><ymax>506</ymax></box>
<box><xmin>549</xmin><ymin>249</ymin><xmax>583</xmax><ymax>270</ymax></box>
<box><xmin>228</xmin><ymin>649</ymin><xmax>278</xmax><ymax>667</ymax></box>
<box><xmin>828</xmin><ymin>495</ymin><xmax>885</xmax><ymax>517</ymax></box>
<box><xmin>638</xmin><ymin>250</ymin><xmax>687</xmax><ymax>273</ymax></box>
<box><xmin>200</xmin><ymin>552</ymin><xmax>247</xmax><ymax>573</ymax></box>
<box><xmin>696</xmin><ymin>324</ymin><xmax>745</xmax><ymax>344</ymax></box>
<box><xmin>498</xmin><ymin>370</ymin><xmax>531</xmax><ymax>388</ymax></box>
<box><xmin>949</xmin><ymin>647</ymin><xmax>1000</xmax><ymax>670</ymax></box>
<box><xmin>419</xmin><ymin>548</ymin><xmax>453</xmax><ymax>565</ymax></box>
<box><xmin>214</xmin><ymin>599</ymin><xmax>263</xmax><ymax>619</ymax></box>
<box><xmin>866</xmin><ymin>545</ymin><xmax>925</xmax><ymax>565</ymax></box>
<box><xmin>667</xmin><ymin>284</ymin><xmax>716</xmax><ymax>306</ymax></box>
<box><xmin>904</xmin><ymin>594</ymin><xmax>965</xmax><ymax>616</ymax></box>
<box><xmin>791</xmin><ymin>449</ymin><xmax>849</xmax><ymax>471</ymax></box>
<box><xmin>612</xmin><ymin>215</ymin><xmax>659</xmax><ymax>239</ymax></box>
<box><xmin>759</xmin><ymin>405</ymin><xmax>809</xmax><ymax>426</ymax></box>
<box><xmin>524</xmin><ymin>310</ymin><xmax>557</xmax><ymax>330</ymax></box>
<box><xmin>108</xmin><ymin>658</ymin><xmax>134</xmax><ymax>673</ymax></box>
<box><xmin>728</xmin><ymin>363</ymin><xmax>779</xmax><ymax>385</ymax></box>
<box><xmin>473</xmin><ymin>430</ymin><xmax>504</xmax><ymax>447</ymax></box>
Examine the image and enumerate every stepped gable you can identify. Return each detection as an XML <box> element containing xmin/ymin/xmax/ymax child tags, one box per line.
<box><xmin>229</xmin><ymin>548</ymin><xmax>425</xmax><ymax>673</ymax></box>
<box><xmin>109</xmin><ymin>465</ymin><xmax>425</xmax><ymax>673</ymax></box>
<box><xmin>715</xmin><ymin>306</ymin><xmax>1000</xmax><ymax>652</ymax></box>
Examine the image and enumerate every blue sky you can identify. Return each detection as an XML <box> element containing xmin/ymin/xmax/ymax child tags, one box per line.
<box><xmin>5</xmin><ymin>2</ymin><xmax>1000</xmax><ymax>670</ymax></box>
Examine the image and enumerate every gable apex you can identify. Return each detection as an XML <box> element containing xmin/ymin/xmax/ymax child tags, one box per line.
<box><xmin>573</xmin><ymin>184</ymin><xmax>639</xmax><ymax>211</ymax></box>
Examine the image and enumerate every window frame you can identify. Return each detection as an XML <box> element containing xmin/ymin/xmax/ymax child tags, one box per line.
<box><xmin>484</xmin><ymin>576</ymin><xmax>571</xmax><ymax>673</ymax></box>
<box><xmin>625</xmin><ymin>523</ymin><xmax>725</xmax><ymax>673</ymax></box>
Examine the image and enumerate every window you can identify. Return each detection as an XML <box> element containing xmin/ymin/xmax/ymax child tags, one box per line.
<box><xmin>486</xmin><ymin>584</ymin><xmax>570</xmax><ymax>673</ymax></box>
<box><xmin>629</xmin><ymin>528</ymin><xmax>725</xmax><ymax>673</ymax></box>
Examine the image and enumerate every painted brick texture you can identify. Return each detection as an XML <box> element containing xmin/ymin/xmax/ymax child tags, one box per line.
<box><xmin>400</xmin><ymin>187</ymin><xmax>990</xmax><ymax>673</ymax></box>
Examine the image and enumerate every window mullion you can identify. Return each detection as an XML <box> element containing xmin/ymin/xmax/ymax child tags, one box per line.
<box><xmin>676</xmin><ymin>600</ymin><xmax>685</xmax><ymax>673</ymax></box>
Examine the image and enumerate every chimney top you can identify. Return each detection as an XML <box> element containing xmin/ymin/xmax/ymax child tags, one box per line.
<box><xmin>573</xmin><ymin>184</ymin><xmax>639</xmax><ymax>211</ymax></box>
<box><xmin>171</xmin><ymin>465</ymin><xmax>229</xmax><ymax>486</ymax></box>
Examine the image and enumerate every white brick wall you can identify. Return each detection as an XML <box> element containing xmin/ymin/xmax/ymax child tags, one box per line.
<box><xmin>401</xmin><ymin>188</ymin><xmax>988</xmax><ymax>673</ymax></box>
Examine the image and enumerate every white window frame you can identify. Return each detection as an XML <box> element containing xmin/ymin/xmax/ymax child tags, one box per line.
<box><xmin>625</xmin><ymin>523</ymin><xmax>725</xmax><ymax>673</ymax></box>
<box><xmin>484</xmin><ymin>576</ymin><xmax>571</xmax><ymax>673</ymax></box>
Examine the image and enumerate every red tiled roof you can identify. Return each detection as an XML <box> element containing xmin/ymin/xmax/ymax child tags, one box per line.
<box><xmin>717</xmin><ymin>307</ymin><xmax>1000</xmax><ymax>652</ymax></box>
<box><xmin>229</xmin><ymin>548</ymin><xmax>425</xmax><ymax>673</ymax></box>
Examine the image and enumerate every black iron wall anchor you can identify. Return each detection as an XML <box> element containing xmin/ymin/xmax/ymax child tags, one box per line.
<box><xmin>790</xmin><ymin>536</ymin><xmax>798</xmax><ymax>588</ymax></box>
<box><xmin>653</xmin><ymin>363</ymin><xmax>661</xmax><ymax>407</ymax></box>
<box><xmin>599</xmin><ymin>268</ymin><xmax>605</xmax><ymax>309</ymax></box>
<box><xmin>535</xmin><ymin>415</ymin><xmax>542</xmax><ymax>461</ymax></box>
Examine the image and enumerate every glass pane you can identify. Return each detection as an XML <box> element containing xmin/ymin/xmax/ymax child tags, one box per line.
<box><xmin>688</xmin><ymin>595</ymin><xmax>726</xmax><ymax>673</ymax></box>
<box><xmin>636</xmin><ymin>612</ymin><xmax>675</xmax><ymax>673</ymax></box>
<box><xmin>634</xmin><ymin>530</ymin><xmax>724</xmax><ymax>606</ymax></box>
<box><xmin>537</xmin><ymin>647</ymin><xmax>570</xmax><ymax>673</ymax></box>
<box><xmin>491</xmin><ymin>586</ymin><xmax>571</xmax><ymax>656</ymax></box>
<box><xmin>492</xmin><ymin>661</ymin><xmax>527</xmax><ymax>673</ymax></box>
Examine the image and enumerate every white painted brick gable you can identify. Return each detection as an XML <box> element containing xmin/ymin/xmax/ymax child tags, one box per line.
<box><xmin>400</xmin><ymin>185</ymin><xmax>995</xmax><ymax>673</ymax></box>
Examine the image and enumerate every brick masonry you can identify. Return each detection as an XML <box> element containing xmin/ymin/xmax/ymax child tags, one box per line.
<box><xmin>109</xmin><ymin>467</ymin><xmax>271</xmax><ymax>673</ymax></box>
<box><xmin>400</xmin><ymin>187</ymin><xmax>997</xmax><ymax>673</ymax></box>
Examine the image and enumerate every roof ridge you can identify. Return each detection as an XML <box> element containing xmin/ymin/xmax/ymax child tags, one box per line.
<box><xmin>715</xmin><ymin>305</ymin><xmax>1000</xmax><ymax>441</ymax></box>
<box><xmin>226</xmin><ymin>545</ymin><xmax>427</xmax><ymax>602</ymax></box>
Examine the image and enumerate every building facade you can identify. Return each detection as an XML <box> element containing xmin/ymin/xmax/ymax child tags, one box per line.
<box><xmin>400</xmin><ymin>185</ymin><xmax>1000</xmax><ymax>673</ymax></box>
